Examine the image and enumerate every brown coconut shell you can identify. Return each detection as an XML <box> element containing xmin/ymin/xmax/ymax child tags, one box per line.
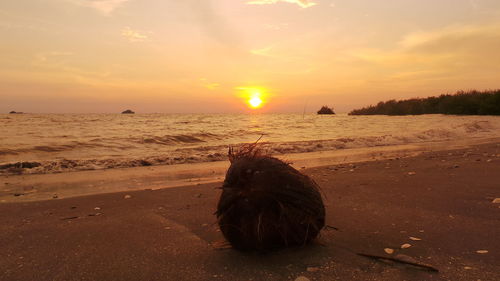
<box><xmin>216</xmin><ymin>143</ymin><xmax>325</xmax><ymax>252</ymax></box>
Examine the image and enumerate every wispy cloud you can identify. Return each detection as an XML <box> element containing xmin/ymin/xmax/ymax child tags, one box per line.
<box><xmin>204</xmin><ymin>83</ymin><xmax>220</xmax><ymax>90</ymax></box>
<box><xmin>342</xmin><ymin>22</ymin><xmax>500</xmax><ymax>86</ymax></box>
<box><xmin>121</xmin><ymin>27</ymin><xmax>150</xmax><ymax>42</ymax></box>
<box><xmin>398</xmin><ymin>23</ymin><xmax>500</xmax><ymax>51</ymax></box>
<box><xmin>250</xmin><ymin>46</ymin><xmax>274</xmax><ymax>56</ymax></box>
<box><xmin>69</xmin><ymin>0</ymin><xmax>130</xmax><ymax>15</ymax></box>
<box><xmin>34</xmin><ymin>51</ymin><xmax>74</xmax><ymax>64</ymax></box>
<box><xmin>247</xmin><ymin>0</ymin><xmax>317</xmax><ymax>8</ymax></box>
<box><xmin>199</xmin><ymin>78</ymin><xmax>220</xmax><ymax>90</ymax></box>
<box><xmin>348</xmin><ymin>23</ymin><xmax>500</xmax><ymax>62</ymax></box>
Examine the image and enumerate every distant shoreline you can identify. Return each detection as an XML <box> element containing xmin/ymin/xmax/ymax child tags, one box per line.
<box><xmin>349</xmin><ymin>89</ymin><xmax>500</xmax><ymax>116</ymax></box>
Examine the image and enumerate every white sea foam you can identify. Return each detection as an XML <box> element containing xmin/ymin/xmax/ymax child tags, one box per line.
<box><xmin>0</xmin><ymin>113</ymin><xmax>499</xmax><ymax>175</ymax></box>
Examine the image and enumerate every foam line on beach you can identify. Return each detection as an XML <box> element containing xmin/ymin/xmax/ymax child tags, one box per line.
<box><xmin>1</xmin><ymin>137</ymin><xmax>498</xmax><ymax>203</ymax></box>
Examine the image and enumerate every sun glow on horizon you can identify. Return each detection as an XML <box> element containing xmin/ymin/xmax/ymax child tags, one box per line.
<box><xmin>249</xmin><ymin>96</ymin><xmax>263</xmax><ymax>108</ymax></box>
<box><xmin>238</xmin><ymin>87</ymin><xmax>268</xmax><ymax>110</ymax></box>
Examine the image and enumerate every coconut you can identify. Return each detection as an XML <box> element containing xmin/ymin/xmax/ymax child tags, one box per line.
<box><xmin>216</xmin><ymin>142</ymin><xmax>325</xmax><ymax>252</ymax></box>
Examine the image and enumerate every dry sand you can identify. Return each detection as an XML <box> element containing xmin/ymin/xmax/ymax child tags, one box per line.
<box><xmin>0</xmin><ymin>143</ymin><xmax>499</xmax><ymax>281</ymax></box>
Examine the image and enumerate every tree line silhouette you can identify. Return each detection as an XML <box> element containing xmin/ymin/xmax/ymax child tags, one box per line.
<box><xmin>349</xmin><ymin>89</ymin><xmax>500</xmax><ymax>115</ymax></box>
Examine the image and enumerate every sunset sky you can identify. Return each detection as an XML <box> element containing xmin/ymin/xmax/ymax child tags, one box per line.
<box><xmin>1</xmin><ymin>0</ymin><xmax>500</xmax><ymax>113</ymax></box>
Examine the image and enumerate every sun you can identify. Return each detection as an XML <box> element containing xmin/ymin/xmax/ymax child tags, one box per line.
<box><xmin>249</xmin><ymin>96</ymin><xmax>263</xmax><ymax>108</ymax></box>
<box><xmin>237</xmin><ymin>87</ymin><xmax>268</xmax><ymax>110</ymax></box>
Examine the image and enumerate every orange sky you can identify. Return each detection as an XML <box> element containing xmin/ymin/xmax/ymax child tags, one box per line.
<box><xmin>1</xmin><ymin>0</ymin><xmax>500</xmax><ymax>113</ymax></box>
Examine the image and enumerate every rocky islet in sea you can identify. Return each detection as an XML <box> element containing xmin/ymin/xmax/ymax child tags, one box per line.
<box><xmin>317</xmin><ymin>106</ymin><xmax>335</xmax><ymax>115</ymax></box>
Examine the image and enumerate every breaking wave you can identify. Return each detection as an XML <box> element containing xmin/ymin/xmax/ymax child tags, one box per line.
<box><xmin>140</xmin><ymin>133</ymin><xmax>219</xmax><ymax>145</ymax></box>
<box><xmin>0</xmin><ymin>114</ymin><xmax>499</xmax><ymax>175</ymax></box>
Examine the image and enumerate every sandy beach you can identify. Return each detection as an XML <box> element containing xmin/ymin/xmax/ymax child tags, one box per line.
<box><xmin>1</xmin><ymin>142</ymin><xmax>499</xmax><ymax>281</ymax></box>
<box><xmin>3</xmin><ymin>1</ymin><xmax>500</xmax><ymax>280</ymax></box>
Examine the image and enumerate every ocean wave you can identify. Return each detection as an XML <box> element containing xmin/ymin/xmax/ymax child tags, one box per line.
<box><xmin>0</xmin><ymin>125</ymin><xmax>492</xmax><ymax>176</ymax></box>
<box><xmin>0</xmin><ymin>149</ymin><xmax>19</xmax><ymax>156</ymax></box>
<box><xmin>140</xmin><ymin>133</ymin><xmax>220</xmax><ymax>145</ymax></box>
<box><xmin>455</xmin><ymin>120</ymin><xmax>493</xmax><ymax>133</ymax></box>
<box><xmin>0</xmin><ymin>141</ymin><xmax>136</xmax><ymax>155</ymax></box>
<box><xmin>1</xmin><ymin>116</ymin><xmax>499</xmax><ymax>176</ymax></box>
<box><xmin>0</xmin><ymin>133</ymin><xmax>222</xmax><ymax>156</ymax></box>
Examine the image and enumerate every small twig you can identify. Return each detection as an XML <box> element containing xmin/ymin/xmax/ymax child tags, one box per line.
<box><xmin>253</xmin><ymin>135</ymin><xmax>264</xmax><ymax>145</ymax></box>
<box><xmin>61</xmin><ymin>216</ymin><xmax>79</xmax><ymax>220</ymax></box>
<box><xmin>88</xmin><ymin>213</ymin><xmax>102</xmax><ymax>217</ymax></box>
<box><xmin>228</xmin><ymin>135</ymin><xmax>265</xmax><ymax>162</ymax></box>
<box><xmin>357</xmin><ymin>253</ymin><xmax>439</xmax><ymax>272</ymax></box>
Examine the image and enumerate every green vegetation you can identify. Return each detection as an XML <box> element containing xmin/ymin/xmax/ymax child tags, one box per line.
<box><xmin>349</xmin><ymin>90</ymin><xmax>500</xmax><ymax>116</ymax></box>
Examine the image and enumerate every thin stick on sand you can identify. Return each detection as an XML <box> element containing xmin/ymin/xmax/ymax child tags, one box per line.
<box><xmin>357</xmin><ymin>253</ymin><xmax>440</xmax><ymax>272</ymax></box>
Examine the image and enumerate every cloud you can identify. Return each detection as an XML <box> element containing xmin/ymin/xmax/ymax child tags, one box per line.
<box><xmin>34</xmin><ymin>51</ymin><xmax>74</xmax><ymax>64</ymax></box>
<box><xmin>199</xmin><ymin>78</ymin><xmax>220</xmax><ymax>90</ymax></box>
<box><xmin>205</xmin><ymin>83</ymin><xmax>220</xmax><ymax>90</ymax></box>
<box><xmin>246</xmin><ymin>0</ymin><xmax>317</xmax><ymax>8</ymax></box>
<box><xmin>399</xmin><ymin>23</ymin><xmax>500</xmax><ymax>52</ymax></box>
<box><xmin>348</xmin><ymin>23</ymin><xmax>500</xmax><ymax>63</ymax></box>
<box><xmin>69</xmin><ymin>0</ymin><xmax>130</xmax><ymax>15</ymax></box>
<box><xmin>121</xmin><ymin>27</ymin><xmax>150</xmax><ymax>42</ymax></box>
<box><xmin>250</xmin><ymin>46</ymin><xmax>274</xmax><ymax>56</ymax></box>
<box><xmin>342</xmin><ymin>22</ymin><xmax>500</xmax><ymax>87</ymax></box>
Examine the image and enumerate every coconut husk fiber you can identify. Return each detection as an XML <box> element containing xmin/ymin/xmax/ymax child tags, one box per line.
<box><xmin>216</xmin><ymin>142</ymin><xmax>325</xmax><ymax>252</ymax></box>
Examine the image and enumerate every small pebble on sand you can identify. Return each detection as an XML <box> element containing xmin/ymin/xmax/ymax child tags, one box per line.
<box><xmin>401</xmin><ymin>243</ymin><xmax>412</xmax><ymax>249</ymax></box>
<box><xmin>384</xmin><ymin>248</ymin><xmax>394</xmax><ymax>254</ymax></box>
<box><xmin>124</xmin><ymin>195</ymin><xmax>132</xmax><ymax>199</ymax></box>
<box><xmin>306</xmin><ymin>267</ymin><xmax>319</xmax><ymax>272</ymax></box>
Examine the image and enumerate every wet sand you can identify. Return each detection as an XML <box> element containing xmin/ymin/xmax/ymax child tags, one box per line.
<box><xmin>0</xmin><ymin>143</ymin><xmax>499</xmax><ymax>281</ymax></box>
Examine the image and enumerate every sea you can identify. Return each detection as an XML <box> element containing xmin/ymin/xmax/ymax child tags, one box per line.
<box><xmin>1</xmin><ymin>113</ymin><xmax>499</xmax><ymax>175</ymax></box>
